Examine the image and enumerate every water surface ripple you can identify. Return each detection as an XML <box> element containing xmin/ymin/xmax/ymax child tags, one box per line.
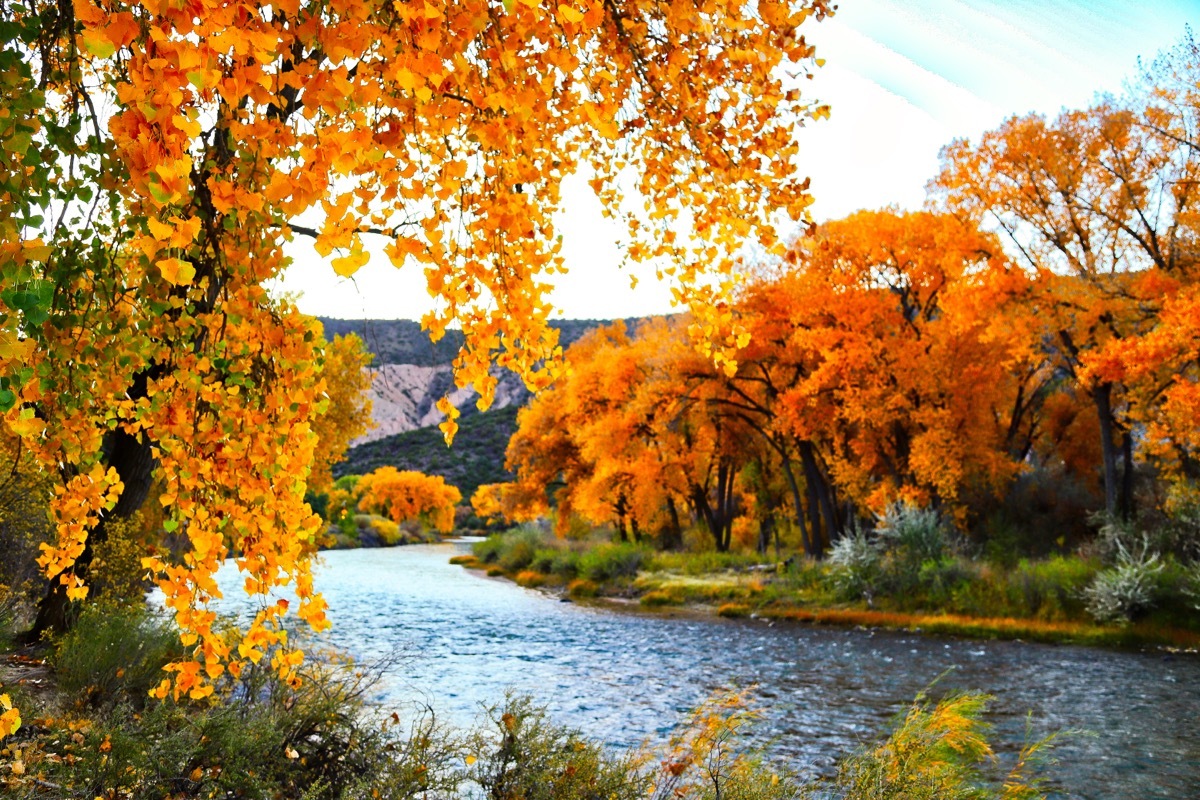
<box><xmin>211</xmin><ymin>543</ymin><xmax>1200</xmax><ymax>799</ymax></box>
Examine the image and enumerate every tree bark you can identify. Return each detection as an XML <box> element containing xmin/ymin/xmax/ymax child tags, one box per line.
<box><xmin>1092</xmin><ymin>382</ymin><xmax>1120</xmax><ymax>517</ymax></box>
<box><xmin>23</xmin><ymin>425</ymin><xmax>157</xmax><ymax>642</ymax></box>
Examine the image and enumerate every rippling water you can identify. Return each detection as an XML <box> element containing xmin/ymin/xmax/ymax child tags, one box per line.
<box><xmin>209</xmin><ymin>542</ymin><xmax>1200</xmax><ymax>799</ymax></box>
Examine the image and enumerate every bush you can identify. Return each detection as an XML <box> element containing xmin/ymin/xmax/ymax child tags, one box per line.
<box><xmin>514</xmin><ymin>570</ymin><xmax>545</xmax><ymax>588</ymax></box>
<box><xmin>53</xmin><ymin>604</ymin><xmax>184</xmax><ymax>709</ymax></box>
<box><xmin>498</xmin><ymin>534</ymin><xmax>539</xmax><ymax>572</ymax></box>
<box><xmin>369</xmin><ymin>516</ymin><xmax>404</xmax><ymax>546</ymax></box>
<box><xmin>826</xmin><ymin>527</ymin><xmax>882</xmax><ymax>601</ymax></box>
<box><xmin>877</xmin><ymin>503</ymin><xmax>949</xmax><ymax>569</ymax></box>
<box><xmin>465</xmin><ymin>694</ymin><xmax>647</xmax><ymax>800</ymax></box>
<box><xmin>1084</xmin><ymin>545</ymin><xmax>1165</xmax><ymax>624</ymax></box>
<box><xmin>567</xmin><ymin>578</ymin><xmax>598</xmax><ymax>598</ymax></box>
<box><xmin>578</xmin><ymin>543</ymin><xmax>645</xmax><ymax>582</ymax></box>
<box><xmin>831</xmin><ymin>691</ymin><xmax>1061</xmax><ymax>800</ymax></box>
<box><xmin>24</xmin><ymin>652</ymin><xmax>462</xmax><ymax>800</ymax></box>
<box><xmin>639</xmin><ymin>589</ymin><xmax>683</xmax><ymax>607</ymax></box>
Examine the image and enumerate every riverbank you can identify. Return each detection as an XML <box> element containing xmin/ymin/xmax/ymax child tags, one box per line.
<box><xmin>452</xmin><ymin>533</ymin><xmax>1200</xmax><ymax>651</ymax></box>
<box><xmin>0</xmin><ymin>601</ymin><xmax>1073</xmax><ymax>800</ymax></box>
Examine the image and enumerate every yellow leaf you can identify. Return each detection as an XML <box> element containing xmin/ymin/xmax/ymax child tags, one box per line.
<box><xmin>331</xmin><ymin>248</ymin><xmax>369</xmax><ymax>277</ymax></box>
<box><xmin>81</xmin><ymin>29</ymin><xmax>116</xmax><ymax>59</ymax></box>
<box><xmin>147</xmin><ymin>217</ymin><xmax>174</xmax><ymax>242</ymax></box>
<box><xmin>22</xmin><ymin>242</ymin><xmax>52</xmax><ymax>262</ymax></box>
<box><xmin>557</xmin><ymin>4</ymin><xmax>584</xmax><ymax>22</ymax></box>
<box><xmin>157</xmin><ymin>257</ymin><xmax>196</xmax><ymax>286</ymax></box>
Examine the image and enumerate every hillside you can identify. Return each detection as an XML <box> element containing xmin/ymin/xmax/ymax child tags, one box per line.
<box><xmin>323</xmin><ymin>316</ymin><xmax>633</xmax><ymax>497</ymax></box>
<box><xmin>334</xmin><ymin>405</ymin><xmax>521</xmax><ymax>500</ymax></box>
<box><xmin>318</xmin><ymin>317</ymin><xmax>613</xmax><ymax>444</ymax></box>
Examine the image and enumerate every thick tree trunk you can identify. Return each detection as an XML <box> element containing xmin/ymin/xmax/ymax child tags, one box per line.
<box><xmin>1121</xmin><ymin>429</ymin><xmax>1135</xmax><ymax>520</ymax></box>
<box><xmin>660</xmin><ymin>495</ymin><xmax>684</xmax><ymax>551</ymax></box>
<box><xmin>1092</xmin><ymin>382</ymin><xmax>1120</xmax><ymax>517</ymax></box>
<box><xmin>778</xmin><ymin>451</ymin><xmax>814</xmax><ymax>556</ymax></box>
<box><xmin>23</xmin><ymin>424</ymin><xmax>157</xmax><ymax>642</ymax></box>
<box><xmin>799</xmin><ymin>441</ymin><xmax>838</xmax><ymax>556</ymax></box>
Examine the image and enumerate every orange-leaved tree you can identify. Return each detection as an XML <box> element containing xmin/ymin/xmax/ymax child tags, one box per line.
<box><xmin>931</xmin><ymin>55</ymin><xmax>1200</xmax><ymax>516</ymax></box>
<box><xmin>355</xmin><ymin>467</ymin><xmax>462</xmax><ymax>534</ymax></box>
<box><xmin>766</xmin><ymin>210</ymin><xmax>1047</xmax><ymax>520</ymax></box>
<box><xmin>0</xmin><ymin>0</ymin><xmax>830</xmax><ymax>707</ymax></box>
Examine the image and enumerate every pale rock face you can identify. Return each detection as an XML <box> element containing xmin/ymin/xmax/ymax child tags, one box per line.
<box><xmin>353</xmin><ymin>364</ymin><xmax>532</xmax><ymax>445</ymax></box>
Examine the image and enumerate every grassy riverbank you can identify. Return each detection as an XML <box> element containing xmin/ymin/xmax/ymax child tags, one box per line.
<box><xmin>0</xmin><ymin>603</ymin><xmax>1069</xmax><ymax>799</ymax></box>
<box><xmin>455</xmin><ymin>526</ymin><xmax>1200</xmax><ymax>650</ymax></box>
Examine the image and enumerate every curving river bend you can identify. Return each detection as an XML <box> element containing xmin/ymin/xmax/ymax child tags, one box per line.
<box><xmin>210</xmin><ymin>542</ymin><xmax>1200</xmax><ymax>799</ymax></box>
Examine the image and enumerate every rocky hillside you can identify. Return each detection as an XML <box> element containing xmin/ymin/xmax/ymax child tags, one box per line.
<box><xmin>318</xmin><ymin>317</ymin><xmax>606</xmax><ymax>445</ymax></box>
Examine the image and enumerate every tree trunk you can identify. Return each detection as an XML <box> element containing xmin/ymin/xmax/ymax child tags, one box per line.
<box><xmin>778</xmin><ymin>451</ymin><xmax>813</xmax><ymax>556</ymax></box>
<box><xmin>661</xmin><ymin>495</ymin><xmax>684</xmax><ymax>551</ymax></box>
<box><xmin>1092</xmin><ymin>382</ymin><xmax>1120</xmax><ymax>517</ymax></box>
<box><xmin>799</xmin><ymin>441</ymin><xmax>838</xmax><ymax>556</ymax></box>
<box><xmin>23</xmin><ymin>424</ymin><xmax>158</xmax><ymax>642</ymax></box>
<box><xmin>1121</xmin><ymin>428</ymin><xmax>1135</xmax><ymax>520</ymax></box>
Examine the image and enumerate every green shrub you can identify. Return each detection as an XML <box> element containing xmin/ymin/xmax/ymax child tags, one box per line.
<box><xmin>578</xmin><ymin>543</ymin><xmax>645</xmax><ymax>581</ymax></box>
<box><xmin>473</xmin><ymin>533</ymin><xmax>507</xmax><ymax>564</ymax></box>
<box><xmin>877</xmin><ymin>504</ymin><xmax>949</xmax><ymax>570</ymax></box>
<box><xmin>53</xmin><ymin>604</ymin><xmax>184</xmax><ymax>709</ymax></box>
<box><xmin>30</xmin><ymin>653</ymin><xmax>462</xmax><ymax>800</ymax></box>
<box><xmin>498</xmin><ymin>529</ymin><xmax>543</xmax><ymax>572</ymax></box>
<box><xmin>646</xmin><ymin>550</ymin><xmax>766</xmax><ymax>575</ymax></box>
<box><xmin>465</xmin><ymin>694</ymin><xmax>647</xmax><ymax>800</ymax></box>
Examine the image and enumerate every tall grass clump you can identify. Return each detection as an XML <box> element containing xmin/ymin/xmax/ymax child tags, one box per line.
<box><xmin>53</xmin><ymin>603</ymin><xmax>184</xmax><ymax>708</ymax></box>
<box><xmin>465</xmin><ymin>694</ymin><xmax>647</xmax><ymax>800</ymax></box>
<box><xmin>578</xmin><ymin>543</ymin><xmax>646</xmax><ymax>581</ymax></box>
<box><xmin>828</xmin><ymin>690</ymin><xmax>1063</xmax><ymax>800</ymax></box>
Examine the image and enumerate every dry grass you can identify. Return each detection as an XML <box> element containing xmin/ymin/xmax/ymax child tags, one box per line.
<box><xmin>762</xmin><ymin>606</ymin><xmax>1200</xmax><ymax>648</ymax></box>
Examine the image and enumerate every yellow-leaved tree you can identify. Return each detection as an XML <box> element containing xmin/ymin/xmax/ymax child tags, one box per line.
<box><xmin>0</xmin><ymin>0</ymin><xmax>830</xmax><ymax>709</ymax></box>
<box><xmin>356</xmin><ymin>467</ymin><xmax>462</xmax><ymax>534</ymax></box>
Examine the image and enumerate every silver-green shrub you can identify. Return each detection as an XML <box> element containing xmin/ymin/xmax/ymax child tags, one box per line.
<box><xmin>1083</xmin><ymin>543</ymin><xmax>1164</xmax><ymax>624</ymax></box>
<box><xmin>827</xmin><ymin>526</ymin><xmax>882</xmax><ymax>600</ymax></box>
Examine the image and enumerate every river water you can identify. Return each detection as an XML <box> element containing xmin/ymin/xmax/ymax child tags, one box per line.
<box><xmin>210</xmin><ymin>542</ymin><xmax>1200</xmax><ymax>799</ymax></box>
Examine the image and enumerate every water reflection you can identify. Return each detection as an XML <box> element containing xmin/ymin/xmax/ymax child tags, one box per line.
<box><xmin>208</xmin><ymin>543</ymin><xmax>1200</xmax><ymax>800</ymax></box>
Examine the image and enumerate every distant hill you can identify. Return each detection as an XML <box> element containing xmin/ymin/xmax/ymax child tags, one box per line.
<box><xmin>334</xmin><ymin>405</ymin><xmax>520</xmax><ymax>501</ymax></box>
<box><xmin>318</xmin><ymin>317</ymin><xmax>614</xmax><ymax>444</ymax></box>
<box><xmin>321</xmin><ymin>316</ymin><xmax>630</xmax><ymax>498</ymax></box>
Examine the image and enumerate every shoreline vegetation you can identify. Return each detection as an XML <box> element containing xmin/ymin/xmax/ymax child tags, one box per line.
<box><xmin>450</xmin><ymin>522</ymin><xmax>1200</xmax><ymax>651</ymax></box>
<box><xmin>0</xmin><ymin>603</ymin><xmax>1070</xmax><ymax>799</ymax></box>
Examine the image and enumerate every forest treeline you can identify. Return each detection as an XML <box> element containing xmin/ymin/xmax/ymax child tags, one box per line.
<box><xmin>474</xmin><ymin>33</ymin><xmax>1200</xmax><ymax>562</ymax></box>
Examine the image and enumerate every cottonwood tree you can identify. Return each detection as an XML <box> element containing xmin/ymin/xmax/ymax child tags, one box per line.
<box><xmin>0</xmin><ymin>0</ymin><xmax>830</xmax><ymax>704</ymax></box>
<box><xmin>355</xmin><ymin>467</ymin><xmax>461</xmax><ymax>533</ymax></box>
<box><xmin>932</xmin><ymin>55</ymin><xmax>1200</xmax><ymax>516</ymax></box>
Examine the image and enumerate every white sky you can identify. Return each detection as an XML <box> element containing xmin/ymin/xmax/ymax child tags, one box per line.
<box><xmin>278</xmin><ymin>0</ymin><xmax>1199</xmax><ymax>322</ymax></box>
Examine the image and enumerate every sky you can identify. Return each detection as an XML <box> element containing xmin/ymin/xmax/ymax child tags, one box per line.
<box><xmin>277</xmin><ymin>0</ymin><xmax>1199</xmax><ymax>322</ymax></box>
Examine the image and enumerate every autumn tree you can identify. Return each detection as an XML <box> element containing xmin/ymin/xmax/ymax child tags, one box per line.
<box><xmin>931</xmin><ymin>58</ymin><xmax>1200</xmax><ymax>515</ymax></box>
<box><xmin>356</xmin><ymin>467</ymin><xmax>462</xmax><ymax>534</ymax></box>
<box><xmin>0</xmin><ymin>0</ymin><xmax>831</xmax><ymax>707</ymax></box>
<box><xmin>1079</xmin><ymin>31</ymin><xmax>1200</xmax><ymax>508</ymax></box>
<box><xmin>746</xmin><ymin>211</ymin><xmax>1047</xmax><ymax>524</ymax></box>
<box><xmin>308</xmin><ymin>332</ymin><xmax>374</xmax><ymax>494</ymax></box>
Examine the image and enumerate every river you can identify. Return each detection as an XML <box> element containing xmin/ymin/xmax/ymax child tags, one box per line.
<box><xmin>210</xmin><ymin>542</ymin><xmax>1200</xmax><ymax>799</ymax></box>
